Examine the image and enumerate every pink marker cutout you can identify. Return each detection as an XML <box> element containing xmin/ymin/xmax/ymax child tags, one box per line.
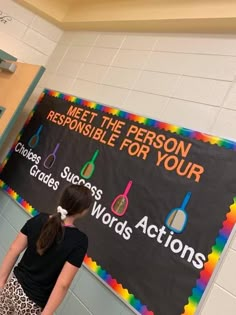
<box><xmin>111</xmin><ymin>181</ymin><xmax>133</xmax><ymax>216</ymax></box>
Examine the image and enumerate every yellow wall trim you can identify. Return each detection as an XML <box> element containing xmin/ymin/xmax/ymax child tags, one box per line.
<box><xmin>15</xmin><ymin>0</ymin><xmax>236</xmax><ymax>33</ymax></box>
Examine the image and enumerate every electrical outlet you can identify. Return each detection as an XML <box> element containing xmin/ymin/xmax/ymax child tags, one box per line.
<box><xmin>0</xmin><ymin>59</ymin><xmax>16</xmax><ymax>73</ymax></box>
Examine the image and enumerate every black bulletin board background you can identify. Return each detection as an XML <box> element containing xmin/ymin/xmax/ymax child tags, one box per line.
<box><xmin>1</xmin><ymin>90</ymin><xmax>236</xmax><ymax>315</ymax></box>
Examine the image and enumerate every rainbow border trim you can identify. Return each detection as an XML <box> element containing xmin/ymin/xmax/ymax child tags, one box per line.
<box><xmin>182</xmin><ymin>198</ymin><xmax>236</xmax><ymax>315</ymax></box>
<box><xmin>1</xmin><ymin>88</ymin><xmax>236</xmax><ymax>315</ymax></box>
<box><xmin>84</xmin><ymin>255</ymin><xmax>153</xmax><ymax>314</ymax></box>
<box><xmin>0</xmin><ymin>180</ymin><xmax>39</xmax><ymax>216</ymax></box>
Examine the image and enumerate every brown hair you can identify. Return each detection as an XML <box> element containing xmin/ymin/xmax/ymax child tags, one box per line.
<box><xmin>36</xmin><ymin>184</ymin><xmax>92</xmax><ymax>256</ymax></box>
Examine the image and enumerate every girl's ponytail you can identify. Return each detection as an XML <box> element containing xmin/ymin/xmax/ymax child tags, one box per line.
<box><xmin>36</xmin><ymin>184</ymin><xmax>92</xmax><ymax>256</ymax></box>
<box><xmin>36</xmin><ymin>213</ymin><xmax>63</xmax><ymax>256</ymax></box>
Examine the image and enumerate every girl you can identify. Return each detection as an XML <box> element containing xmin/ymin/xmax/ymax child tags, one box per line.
<box><xmin>0</xmin><ymin>184</ymin><xmax>92</xmax><ymax>315</ymax></box>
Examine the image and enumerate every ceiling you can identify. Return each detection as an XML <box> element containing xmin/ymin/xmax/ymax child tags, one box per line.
<box><xmin>15</xmin><ymin>0</ymin><xmax>236</xmax><ymax>33</ymax></box>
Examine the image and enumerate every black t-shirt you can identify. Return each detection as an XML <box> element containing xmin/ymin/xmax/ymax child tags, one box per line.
<box><xmin>14</xmin><ymin>213</ymin><xmax>88</xmax><ymax>308</ymax></box>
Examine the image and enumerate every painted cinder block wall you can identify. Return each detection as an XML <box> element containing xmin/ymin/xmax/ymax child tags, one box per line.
<box><xmin>1</xmin><ymin>1</ymin><xmax>236</xmax><ymax>314</ymax></box>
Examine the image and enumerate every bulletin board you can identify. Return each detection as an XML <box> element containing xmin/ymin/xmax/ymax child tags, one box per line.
<box><xmin>0</xmin><ymin>89</ymin><xmax>236</xmax><ymax>315</ymax></box>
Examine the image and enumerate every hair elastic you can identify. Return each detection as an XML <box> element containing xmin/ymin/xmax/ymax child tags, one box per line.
<box><xmin>57</xmin><ymin>206</ymin><xmax>68</xmax><ymax>220</ymax></box>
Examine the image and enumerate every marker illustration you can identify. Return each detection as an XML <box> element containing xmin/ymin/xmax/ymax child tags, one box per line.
<box><xmin>43</xmin><ymin>143</ymin><xmax>60</xmax><ymax>169</ymax></box>
<box><xmin>165</xmin><ymin>192</ymin><xmax>191</xmax><ymax>234</ymax></box>
<box><xmin>80</xmin><ymin>149</ymin><xmax>99</xmax><ymax>179</ymax></box>
<box><xmin>28</xmin><ymin>125</ymin><xmax>43</xmax><ymax>148</ymax></box>
<box><xmin>111</xmin><ymin>180</ymin><xmax>133</xmax><ymax>216</ymax></box>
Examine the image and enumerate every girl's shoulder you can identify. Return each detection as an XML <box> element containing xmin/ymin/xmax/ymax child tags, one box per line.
<box><xmin>27</xmin><ymin>212</ymin><xmax>49</xmax><ymax>226</ymax></box>
<box><xmin>65</xmin><ymin>227</ymin><xmax>88</xmax><ymax>245</ymax></box>
<box><xmin>21</xmin><ymin>212</ymin><xmax>49</xmax><ymax>235</ymax></box>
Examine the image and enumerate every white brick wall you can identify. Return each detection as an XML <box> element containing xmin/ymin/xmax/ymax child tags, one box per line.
<box><xmin>1</xmin><ymin>1</ymin><xmax>236</xmax><ymax>314</ymax></box>
<box><xmin>0</xmin><ymin>0</ymin><xmax>62</xmax><ymax>65</ymax></box>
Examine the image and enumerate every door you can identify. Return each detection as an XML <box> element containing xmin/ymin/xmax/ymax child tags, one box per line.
<box><xmin>0</xmin><ymin>57</ymin><xmax>45</xmax><ymax>150</ymax></box>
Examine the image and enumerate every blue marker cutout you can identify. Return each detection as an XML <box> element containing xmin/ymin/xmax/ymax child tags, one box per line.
<box><xmin>165</xmin><ymin>192</ymin><xmax>192</xmax><ymax>234</ymax></box>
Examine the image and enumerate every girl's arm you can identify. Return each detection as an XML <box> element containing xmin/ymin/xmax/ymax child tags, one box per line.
<box><xmin>0</xmin><ymin>232</ymin><xmax>27</xmax><ymax>288</ymax></box>
<box><xmin>41</xmin><ymin>261</ymin><xmax>79</xmax><ymax>315</ymax></box>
